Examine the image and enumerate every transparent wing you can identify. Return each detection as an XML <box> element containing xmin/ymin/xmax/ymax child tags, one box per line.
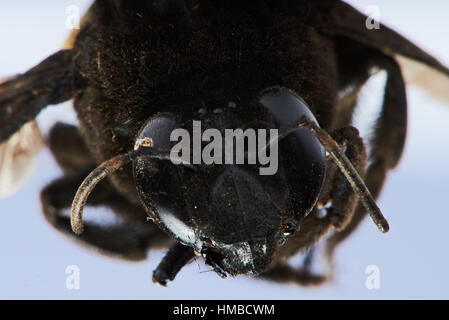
<box><xmin>397</xmin><ymin>56</ymin><xmax>449</xmax><ymax>105</ymax></box>
<box><xmin>0</xmin><ymin>120</ymin><xmax>43</xmax><ymax>198</ymax></box>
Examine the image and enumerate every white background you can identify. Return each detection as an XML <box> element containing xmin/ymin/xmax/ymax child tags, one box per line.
<box><xmin>0</xmin><ymin>1</ymin><xmax>448</xmax><ymax>299</ymax></box>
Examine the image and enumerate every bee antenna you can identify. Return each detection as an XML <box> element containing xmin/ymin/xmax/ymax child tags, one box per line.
<box><xmin>279</xmin><ymin>116</ymin><xmax>389</xmax><ymax>234</ymax></box>
<box><xmin>70</xmin><ymin>146</ymin><xmax>192</xmax><ymax>235</ymax></box>
<box><xmin>70</xmin><ymin>152</ymin><xmax>134</xmax><ymax>235</ymax></box>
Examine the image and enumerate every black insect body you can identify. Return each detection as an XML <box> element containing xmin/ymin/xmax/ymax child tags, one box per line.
<box><xmin>1</xmin><ymin>0</ymin><xmax>449</xmax><ymax>286</ymax></box>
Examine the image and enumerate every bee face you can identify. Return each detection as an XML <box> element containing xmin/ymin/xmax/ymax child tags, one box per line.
<box><xmin>132</xmin><ymin>87</ymin><xmax>325</xmax><ymax>277</ymax></box>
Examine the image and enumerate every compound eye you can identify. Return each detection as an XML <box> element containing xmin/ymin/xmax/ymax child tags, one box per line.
<box><xmin>133</xmin><ymin>113</ymin><xmax>201</xmax><ymax>249</ymax></box>
<box><xmin>258</xmin><ymin>87</ymin><xmax>326</xmax><ymax>218</ymax></box>
<box><xmin>135</xmin><ymin>112</ymin><xmax>178</xmax><ymax>150</ymax></box>
<box><xmin>258</xmin><ymin>87</ymin><xmax>320</xmax><ymax>129</ymax></box>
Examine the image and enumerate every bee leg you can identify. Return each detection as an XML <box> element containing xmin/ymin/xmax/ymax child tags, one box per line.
<box><xmin>47</xmin><ymin>122</ymin><xmax>166</xmax><ymax>236</ymax></box>
<box><xmin>272</xmin><ymin>52</ymin><xmax>406</xmax><ymax>286</ymax></box>
<box><xmin>152</xmin><ymin>243</ymin><xmax>195</xmax><ymax>286</ymax></box>
<box><xmin>47</xmin><ymin>122</ymin><xmax>96</xmax><ymax>174</ymax></box>
<box><xmin>40</xmin><ymin>169</ymin><xmax>169</xmax><ymax>261</ymax></box>
<box><xmin>325</xmin><ymin>53</ymin><xmax>407</xmax><ymax>265</ymax></box>
<box><xmin>0</xmin><ymin>50</ymin><xmax>76</xmax><ymax>143</ymax></box>
<box><xmin>327</xmin><ymin>126</ymin><xmax>367</xmax><ymax>231</ymax></box>
<box><xmin>262</xmin><ymin>125</ymin><xmax>368</xmax><ymax>286</ymax></box>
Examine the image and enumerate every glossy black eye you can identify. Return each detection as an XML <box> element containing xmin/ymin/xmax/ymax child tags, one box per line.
<box><xmin>258</xmin><ymin>87</ymin><xmax>326</xmax><ymax>218</ymax></box>
<box><xmin>133</xmin><ymin>113</ymin><xmax>202</xmax><ymax>249</ymax></box>
<box><xmin>135</xmin><ymin>112</ymin><xmax>178</xmax><ymax>150</ymax></box>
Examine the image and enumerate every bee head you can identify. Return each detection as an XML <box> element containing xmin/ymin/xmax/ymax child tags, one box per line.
<box><xmin>132</xmin><ymin>87</ymin><xmax>326</xmax><ymax>277</ymax></box>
